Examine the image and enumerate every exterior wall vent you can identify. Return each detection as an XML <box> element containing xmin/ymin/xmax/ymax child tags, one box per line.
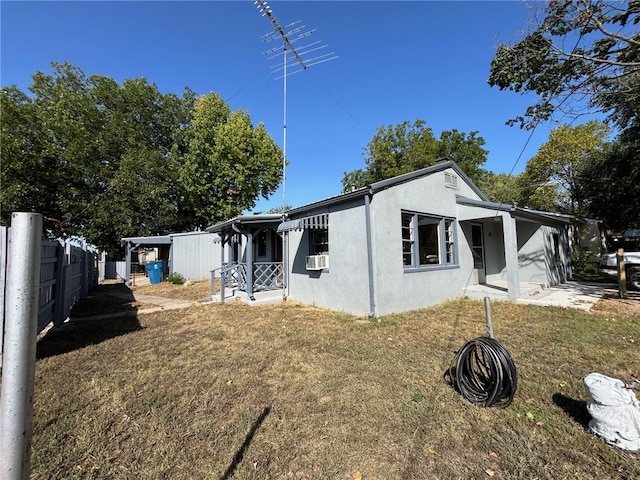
<box><xmin>444</xmin><ymin>172</ymin><xmax>459</xmax><ymax>189</ymax></box>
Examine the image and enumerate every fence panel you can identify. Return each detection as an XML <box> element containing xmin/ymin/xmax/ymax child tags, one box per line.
<box><xmin>37</xmin><ymin>240</ymin><xmax>60</xmax><ymax>333</ymax></box>
<box><xmin>0</xmin><ymin>227</ymin><xmax>98</xmax><ymax>344</ymax></box>
<box><xmin>104</xmin><ymin>261</ymin><xmax>127</xmax><ymax>280</ymax></box>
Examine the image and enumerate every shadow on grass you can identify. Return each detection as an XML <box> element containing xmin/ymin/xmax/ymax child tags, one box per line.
<box><xmin>220</xmin><ymin>406</ymin><xmax>271</xmax><ymax>480</ymax></box>
<box><xmin>36</xmin><ymin>316</ymin><xmax>144</xmax><ymax>359</ymax></box>
<box><xmin>37</xmin><ymin>282</ymin><xmax>143</xmax><ymax>359</ymax></box>
<box><xmin>552</xmin><ymin>393</ymin><xmax>591</xmax><ymax>430</ymax></box>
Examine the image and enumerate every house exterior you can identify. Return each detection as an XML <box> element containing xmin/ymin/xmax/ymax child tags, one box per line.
<box><xmin>208</xmin><ymin>160</ymin><xmax>573</xmax><ymax>316</ymax></box>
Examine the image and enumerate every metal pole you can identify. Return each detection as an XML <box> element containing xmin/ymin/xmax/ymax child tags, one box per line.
<box><xmin>0</xmin><ymin>212</ymin><xmax>43</xmax><ymax>480</ymax></box>
<box><xmin>484</xmin><ymin>297</ymin><xmax>494</xmax><ymax>339</ymax></box>
<box><xmin>282</xmin><ymin>46</ymin><xmax>287</xmax><ymax>213</ymax></box>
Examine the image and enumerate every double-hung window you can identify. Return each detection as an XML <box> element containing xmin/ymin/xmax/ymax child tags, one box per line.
<box><xmin>401</xmin><ymin>211</ymin><xmax>457</xmax><ymax>269</ymax></box>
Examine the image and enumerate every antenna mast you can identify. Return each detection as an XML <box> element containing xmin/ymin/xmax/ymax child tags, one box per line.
<box><xmin>254</xmin><ymin>0</ymin><xmax>337</xmax><ymax>213</ymax></box>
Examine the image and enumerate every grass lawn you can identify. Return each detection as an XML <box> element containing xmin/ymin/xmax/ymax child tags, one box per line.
<box><xmin>29</xmin><ymin>281</ymin><xmax>640</xmax><ymax>479</ymax></box>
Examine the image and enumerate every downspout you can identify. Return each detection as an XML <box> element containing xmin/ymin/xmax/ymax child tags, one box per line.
<box><xmin>365</xmin><ymin>192</ymin><xmax>376</xmax><ymax>317</ymax></box>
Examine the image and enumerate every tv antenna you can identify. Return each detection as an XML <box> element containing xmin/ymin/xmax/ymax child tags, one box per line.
<box><xmin>254</xmin><ymin>0</ymin><xmax>337</xmax><ymax>213</ymax></box>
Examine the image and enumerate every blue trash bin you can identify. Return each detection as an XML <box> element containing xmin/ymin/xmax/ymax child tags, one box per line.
<box><xmin>146</xmin><ymin>260</ymin><xmax>163</xmax><ymax>284</ymax></box>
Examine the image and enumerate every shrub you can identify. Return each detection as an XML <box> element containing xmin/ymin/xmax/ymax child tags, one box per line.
<box><xmin>167</xmin><ymin>272</ymin><xmax>186</xmax><ymax>285</ymax></box>
<box><xmin>571</xmin><ymin>249</ymin><xmax>598</xmax><ymax>274</ymax></box>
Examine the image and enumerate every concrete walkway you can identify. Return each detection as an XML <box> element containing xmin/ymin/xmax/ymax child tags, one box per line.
<box><xmin>463</xmin><ymin>280</ymin><xmax>620</xmax><ymax>312</ymax></box>
<box><xmin>69</xmin><ymin>292</ymin><xmax>200</xmax><ymax>322</ymax></box>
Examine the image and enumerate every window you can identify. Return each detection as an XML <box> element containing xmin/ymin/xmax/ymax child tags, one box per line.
<box><xmin>401</xmin><ymin>211</ymin><xmax>457</xmax><ymax>268</ymax></box>
<box><xmin>310</xmin><ymin>228</ymin><xmax>329</xmax><ymax>255</ymax></box>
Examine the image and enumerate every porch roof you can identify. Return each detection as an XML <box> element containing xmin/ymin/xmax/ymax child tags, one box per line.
<box><xmin>456</xmin><ymin>195</ymin><xmax>573</xmax><ymax>225</ymax></box>
<box><xmin>205</xmin><ymin>214</ymin><xmax>282</xmax><ymax>234</ymax></box>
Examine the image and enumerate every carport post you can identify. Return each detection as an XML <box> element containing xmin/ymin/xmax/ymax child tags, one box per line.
<box><xmin>0</xmin><ymin>212</ymin><xmax>42</xmax><ymax>480</ymax></box>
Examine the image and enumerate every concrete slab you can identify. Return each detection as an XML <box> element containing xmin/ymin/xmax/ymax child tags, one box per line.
<box><xmin>463</xmin><ymin>280</ymin><xmax>615</xmax><ymax>312</ymax></box>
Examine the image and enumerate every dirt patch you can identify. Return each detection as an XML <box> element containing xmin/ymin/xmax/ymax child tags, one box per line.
<box><xmin>591</xmin><ymin>290</ymin><xmax>640</xmax><ymax>318</ymax></box>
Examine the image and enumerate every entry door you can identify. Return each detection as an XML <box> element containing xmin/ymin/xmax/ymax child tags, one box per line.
<box><xmin>471</xmin><ymin>223</ymin><xmax>486</xmax><ymax>284</ymax></box>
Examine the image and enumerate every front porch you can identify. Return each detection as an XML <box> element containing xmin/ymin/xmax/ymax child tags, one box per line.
<box><xmin>212</xmin><ymin>261</ymin><xmax>284</xmax><ymax>303</ymax></box>
<box><xmin>206</xmin><ymin>214</ymin><xmax>287</xmax><ymax>304</ymax></box>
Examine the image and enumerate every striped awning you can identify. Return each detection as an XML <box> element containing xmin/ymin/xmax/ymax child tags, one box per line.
<box><xmin>277</xmin><ymin>213</ymin><xmax>329</xmax><ymax>232</ymax></box>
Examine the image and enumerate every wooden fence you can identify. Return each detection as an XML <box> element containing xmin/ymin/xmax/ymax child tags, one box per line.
<box><xmin>0</xmin><ymin>226</ymin><xmax>98</xmax><ymax>367</ymax></box>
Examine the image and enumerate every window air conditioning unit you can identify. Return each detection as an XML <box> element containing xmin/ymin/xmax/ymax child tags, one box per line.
<box><xmin>306</xmin><ymin>254</ymin><xmax>329</xmax><ymax>270</ymax></box>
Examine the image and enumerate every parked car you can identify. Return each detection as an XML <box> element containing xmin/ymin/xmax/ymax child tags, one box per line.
<box><xmin>599</xmin><ymin>229</ymin><xmax>640</xmax><ymax>290</ymax></box>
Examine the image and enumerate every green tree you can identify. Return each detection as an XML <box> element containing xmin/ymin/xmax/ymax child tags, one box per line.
<box><xmin>2</xmin><ymin>63</ymin><xmax>107</xmax><ymax>234</ymax></box>
<box><xmin>518</xmin><ymin>122</ymin><xmax>610</xmax><ymax>214</ymax></box>
<box><xmin>0</xmin><ymin>87</ymin><xmax>48</xmax><ymax>219</ymax></box>
<box><xmin>488</xmin><ymin>0</ymin><xmax>640</xmax><ymax>131</ymax></box>
<box><xmin>436</xmin><ymin>129</ymin><xmax>489</xmax><ymax>186</ymax></box>
<box><xmin>173</xmin><ymin>92</ymin><xmax>283</xmax><ymax>230</ymax></box>
<box><xmin>481</xmin><ymin>172</ymin><xmax>526</xmax><ymax>206</ymax></box>
<box><xmin>578</xmin><ymin>132</ymin><xmax>640</xmax><ymax>230</ymax></box>
<box><xmin>341</xmin><ymin>120</ymin><xmax>488</xmax><ymax>191</ymax></box>
<box><xmin>1</xmin><ymin>62</ymin><xmax>282</xmax><ymax>256</ymax></box>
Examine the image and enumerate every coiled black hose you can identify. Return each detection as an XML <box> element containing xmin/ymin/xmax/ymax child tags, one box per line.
<box><xmin>446</xmin><ymin>336</ymin><xmax>518</xmax><ymax>408</ymax></box>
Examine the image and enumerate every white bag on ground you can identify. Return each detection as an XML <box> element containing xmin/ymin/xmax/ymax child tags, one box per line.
<box><xmin>583</xmin><ymin>372</ymin><xmax>640</xmax><ymax>453</ymax></box>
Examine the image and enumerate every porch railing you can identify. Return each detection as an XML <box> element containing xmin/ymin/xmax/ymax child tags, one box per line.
<box><xmin>212</xmin><ymin>262</ymin><xmax>283</xmax><ymax>302</ymax></box>
<box><xmin>253</xmin><ymin>262</ymin><xmax>284</xmax><ymax>291</ymax></box>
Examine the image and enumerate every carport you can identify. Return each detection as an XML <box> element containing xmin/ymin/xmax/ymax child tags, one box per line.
<box><xmin>121</xmin><ymin>235</ymin><xmax>172</xmax><ymax>286</ymax></box>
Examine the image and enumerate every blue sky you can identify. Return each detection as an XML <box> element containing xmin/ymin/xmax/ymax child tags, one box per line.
<box><xmin>2</xmin><ymin>1</ymin><xmax>558</xmax><ymax>213</ymax></box>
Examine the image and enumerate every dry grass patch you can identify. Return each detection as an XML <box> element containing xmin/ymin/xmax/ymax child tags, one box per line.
<box><xmin>131</xmin><ymin>279</ymin><xmax>214</xmax><ymax>301</ymax></box>
<box><xmin>31</xmin><ymin>288</ymin><xmax>640</xmax><ymax>479</ymax></box>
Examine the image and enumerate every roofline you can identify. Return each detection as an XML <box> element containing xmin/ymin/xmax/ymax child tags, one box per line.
<box><xmin>288</xmin><ymin>159</ymin><xmax>488</xmax><ymax>216</ymax></box>
<box><xmin>287</xmin><ymin>188</ymin><xmax>370</xmax><ymax>216</ymax></box>
<box><xmin>370</xmin><ymin>159</ymin><xmax>488</xmax><ymax>200</ymax></box>
<box><xmin>169</xmin><ymin>230</ymin><xmax>217</xmax><ymax>238</ymax></box>
<box><xmin>120</xmin><ymin>235</ymin><xmax>172</xmax><ymax>245</ymax></box>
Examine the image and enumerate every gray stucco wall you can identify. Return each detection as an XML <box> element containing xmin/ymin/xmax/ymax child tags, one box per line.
<box><xmin>369</xmin><ymin>170</ymin><xmax>482</xmax><ymax>315</ymax></box>
<box><xmin>287</xmin><ymin>199</ymin><xmax>371</xmax><ymax>315</ymax></box>
<box><xmin>516</xmin><ymin>222</ymin><xmax>568</xmax><ymax>287</ymax></box>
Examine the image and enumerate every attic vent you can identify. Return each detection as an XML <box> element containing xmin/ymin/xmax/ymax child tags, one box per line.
<box><xmin>444</xmin><ymin>172</ymin><xmax>459</xmax><ymax>189</ymax></box>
